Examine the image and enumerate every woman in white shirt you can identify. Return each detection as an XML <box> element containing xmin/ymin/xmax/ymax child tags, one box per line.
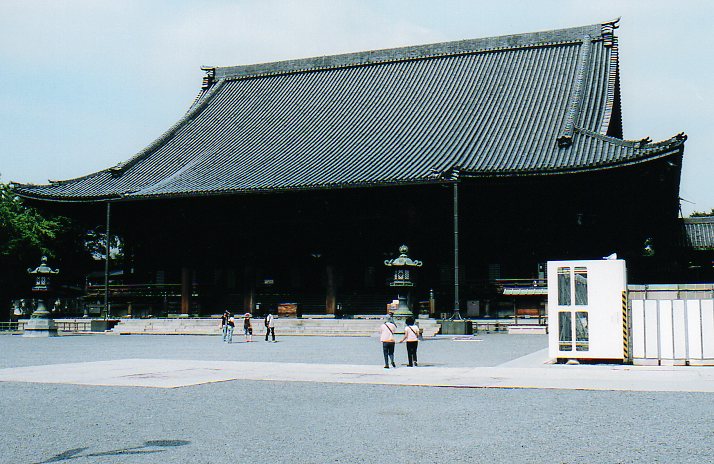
<box><xmin>399</xmin><ymin>316</ymin><xmax>420</xmax><ymax>367</ymax></box>
<box><xmin>226</xmin><ymin>315</ymin><xmax>235</xmax><ymax>344</ymax></box>
<box><xmin>379</xmin><ymin>320</ymin><xmax>397</xmax><ymax>368</ymax></box>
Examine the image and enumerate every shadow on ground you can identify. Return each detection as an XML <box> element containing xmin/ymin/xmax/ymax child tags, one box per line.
<box><xmin>36</xmin><ymin>440</ymin><xmax>190</xmax><ymax>463</ymax></box>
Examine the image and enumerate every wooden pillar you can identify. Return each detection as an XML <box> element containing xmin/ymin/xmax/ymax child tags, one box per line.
<box><xmin>181</xmin><ymin>267</ymin><xmax>191</xmax><ymax>314</ymax></box>
<box><xmin>325</xmin><ymin>265</ymin><xmax>336</xmax><ymax>315</ymax></box>
<box><xmin>243</xmin><ymin>266</ymin><xmax>255</xmax><ymax>314</ymax></box>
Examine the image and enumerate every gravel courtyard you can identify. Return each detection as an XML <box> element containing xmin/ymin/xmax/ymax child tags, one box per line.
<box><xmin>1</xmin><ymin>334</ymin><xmax>712</xmax><ymax>463</ymax></box>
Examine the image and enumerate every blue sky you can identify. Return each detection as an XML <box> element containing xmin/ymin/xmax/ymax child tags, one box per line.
<box><xmin>1</xmin><ymin>0</ymin><xmax>711</xmax><ymax>214</ymax></box>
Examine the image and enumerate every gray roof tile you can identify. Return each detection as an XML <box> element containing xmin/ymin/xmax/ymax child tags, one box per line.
<box><xmin>13</xmin><ymin>21</ymin><xmax>686</xmax><ymax>202</ymax></box>
<box><xmin>683</xmin><ymin>218</ymin><xmax>714</xmax><ymax>250</ymax></box>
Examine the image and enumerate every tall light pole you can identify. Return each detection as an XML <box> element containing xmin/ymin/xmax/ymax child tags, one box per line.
<box><xmin>104</xmin><ymin>202</ymin><xmax>111</xmax><ymax>320</ymax></box>
<box><xmin>451</xmin><ymin>171</ymin><xmax>462</xmax><ymax>320</ymax></box>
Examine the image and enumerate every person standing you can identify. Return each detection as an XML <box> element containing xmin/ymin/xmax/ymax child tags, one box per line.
<box><xmin>399</xmin><ymin>316</ymin><xmax>420</xmax><ymax>366</ymax></box>
<box><xmin>220</xmin><ymin>310</ymin><xmax>230</xmax><ymax>342</ymax></box>
<box><xmin>226</xmin><ymin>314</ymin><xmax>235</xmax><ymax>344</ymax></box>
<box><xmin>264</xmin><ymin>311</ymin><xmax>276</xmax><ymax>342</ymax></box>
<box><xmin>379</xmin><ymin>319</ymin><xmax>397</xmax><ymax>368</ymax></box>
<box><xmin>243</xmin><ymin>313</ymin><xmax>253</xmax><ymax>342</ymax></box>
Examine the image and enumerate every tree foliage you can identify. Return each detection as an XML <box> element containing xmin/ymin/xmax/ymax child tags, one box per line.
<box><xmin>690</xmin><ymin>208</ymin><xmax>714</xmax><ymax>217</ymax></box>
<box><xmin>84</xmin><ymin>229</ymin><xmax>124</xmax><ymax>261</ymax></box>
<box><xmin>0</xmin><ymin>182</ymin><xmax>71</xmax><ymax>260</ymax></box>
<box><xmin>0</xmin><ymin>181</ymin><xmax>80</xmax><ymax>319</ymax></box>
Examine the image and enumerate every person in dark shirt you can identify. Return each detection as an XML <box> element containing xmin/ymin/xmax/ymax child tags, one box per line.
<box><xmin>243</xmin><ymin>313</ymin><xmax>253</xmax><ymax>342</ymax></box>
<box><xmin>220</xmin><ymin>310</ymin><xmax>230</xmax><ymax>342</ymax></box>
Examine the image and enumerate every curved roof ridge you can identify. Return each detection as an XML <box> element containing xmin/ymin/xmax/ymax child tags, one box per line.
<box><xmin>574</xmin><ymin>126</ymin><xmax>687</xmax><ymax>149</ymax></box>
<box><xmin>214</xmin><ymin>23</ymin><xmax>604</xmax><ymax>81</ymax></box>
<box><xmin>128</xmin><ymin>152</ymin><xmax>210</xmax><ymax>197</ymax></box>
<box><xmin>11</xmin><ymin>80</ymin><xmax>226</xmax><ymax>192</ymax></box>
<box><xmin>110</xmin><ymin>79</ymin><xmax>226</xmax><ymax>175</ymax></box>
<box><xmin>598</xmin><ymin>20</ymin><xmax>621</xmax><ymax>134</ymax></box>
<box><xmin>15</xmin><ymin>165</ymin><xmax>112</xmax><ymax>189</ymax></box>
<box><xmin>556</xmin><ymin>32</ymin><xmax>594</xmax><ymax>147</ymax></box>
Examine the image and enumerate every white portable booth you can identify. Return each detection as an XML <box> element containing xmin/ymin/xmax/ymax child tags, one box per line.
<box><xmin>547</xmin><ymin>259</ymin><xmax>627</xmax><ymax>361</ymax></box>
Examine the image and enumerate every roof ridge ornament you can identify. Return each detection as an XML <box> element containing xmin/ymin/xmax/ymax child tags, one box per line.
<box><xmin>601</xmin><ymin>18</ymin><xmax>620</xmax><ymax>48</ymax></box>
<box><xmin>602</xmin><ymin>17</ymin><xmax>621</xmax><ymax>29</ymax></box>
<box><xmin>201</xmin><ymin>66</ymin><xmax>216</xmax><ymax>90</ymax></box>
<box><xmin>634</xmin><ymin>137</ymin><xmax>651</xmax><ymax>148</ymax></box>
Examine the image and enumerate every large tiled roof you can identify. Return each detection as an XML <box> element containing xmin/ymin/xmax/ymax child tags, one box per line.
<box><xmin>13</xmin><ymin>20</ymin><xmax>686</xmax><ymax>202</ymax></box>
<box><xmin>683</xmin><ymin>218</ymin><xmax>714</xmax><ymax>250</ymax></box>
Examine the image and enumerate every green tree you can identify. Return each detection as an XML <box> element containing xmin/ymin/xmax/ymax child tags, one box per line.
<box><xmin>690</xmin><ymin>209</ymin><xmax>714</xmax><ymax>217</ymax></box>
<box><xmin>0</xmin><ymin>183</ymin><xmax>70</xmax><ymax>260</ymax></box>
<box><xmin>0</xmin><ymin>182</ymin><xmax>73</xmax><ymax>319</ymax></box>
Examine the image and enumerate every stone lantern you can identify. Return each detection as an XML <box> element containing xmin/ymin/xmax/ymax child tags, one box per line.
<box><xmin>23</xmin><ymin>256</ymin><xmax>60</xmax><ymax>337</ymax></box>
<box><xmin>384</xmin><ymin>245</ymin><xmax>423</xmax><ymax>317</ymax></box>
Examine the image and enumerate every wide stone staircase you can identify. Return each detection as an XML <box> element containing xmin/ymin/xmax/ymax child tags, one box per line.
<box><xmin>111</xmin><ymin>317</ymin><xmax>441</xmax><ymax>337</ymax></box>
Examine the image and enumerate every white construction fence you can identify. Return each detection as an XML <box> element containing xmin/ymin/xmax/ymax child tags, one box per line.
<box><xmin>629</xmin><ymin>284</ymin><xmax>714</xmax><ymax>365</ymax></box>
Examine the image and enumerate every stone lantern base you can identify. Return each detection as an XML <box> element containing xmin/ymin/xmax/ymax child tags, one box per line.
<box><xmin>23</xmin><ymin>318</ymin><xmax>59</xmax><ymax>337</ymax></box>
<box><xmin>392</xmin><ymin>294</ymin><xmax>413</xmax><ymax>318</ymax></box>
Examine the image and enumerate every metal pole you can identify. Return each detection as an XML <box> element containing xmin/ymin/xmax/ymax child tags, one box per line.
<box><xmin>452</xmin><ymin>180</ymin><xmax>462</xmax><ymax>320</ymax></box>
<box><xmin>104</xmin><ymin>202</ymin><xmax>111</xmax><ymax>320</ymax></box>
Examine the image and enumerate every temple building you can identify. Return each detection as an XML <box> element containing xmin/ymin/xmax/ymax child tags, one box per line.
<box><xmin>13</xmin><ymin>20</ymin><xmax>690</xmax><ymax>318</ymax></box>
<box><xmin>680</xmin><ymin>217</ymin><xmax>714</xmax><ymax>282</ymax></box>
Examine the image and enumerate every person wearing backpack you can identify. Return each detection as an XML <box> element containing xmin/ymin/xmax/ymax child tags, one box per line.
<box><xmin>399</xmin><ymin>316</ymin><xmax>420</xmax><ymax>366</ymax></box>
<box><xmin>264</xmin><ymin>311</ymin><xmax>276</xmax><ymax>342</ymax></box>
<box><xmin>379</xmin><ymin>319</ymin><xmax>398</xmax><ymax>368</ymax></box>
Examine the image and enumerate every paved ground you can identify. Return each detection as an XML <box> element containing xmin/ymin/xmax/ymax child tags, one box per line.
<box><xmin>4</xmin><ymin>357</ymin><xmax>714</xmax><ymax>392</ymax></box>
<box><xmin>1</xmin><ymin>333</ymin><xmax>713</xmax><ymax>463</ymax></box>
<box><xmin>0</xmin><ymin>332</ymin><xmax>546</xmax><ymax>369</ymax></box>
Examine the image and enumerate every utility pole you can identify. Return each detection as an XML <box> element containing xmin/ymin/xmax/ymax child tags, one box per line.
<box><xmin>104</xmin><ymin>202</ymin><xmax>111</xmax><ymax>320</ymax></box>
<box><xmin>452</xmin><ymin>176</ymin><xmax>462</xmax><ymax>320</ymax></box>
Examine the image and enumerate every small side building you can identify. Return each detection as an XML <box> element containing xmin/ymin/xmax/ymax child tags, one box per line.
<box><xmin>680</xmin><ymin>217</ymin><xmax>714</xmax><ymax>281</ymax></box>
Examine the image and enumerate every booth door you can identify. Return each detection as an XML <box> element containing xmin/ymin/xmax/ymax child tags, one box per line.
<box><xmin>556</xmin><ymin>266</ymin><xmax>590</xmax><ymax>353</ymax></box>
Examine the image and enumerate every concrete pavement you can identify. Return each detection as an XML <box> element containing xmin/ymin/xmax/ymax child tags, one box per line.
<box><xmin>2</xmin><ymin>335</ymin><xmax>714</xmax><ymax>463</ymax></box>
<box><xmin>1</xmin><ymin>351</ymin><xmax>712</xmax><ymax>392</ymax></box>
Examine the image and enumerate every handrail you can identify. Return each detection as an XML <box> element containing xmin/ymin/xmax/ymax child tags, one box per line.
<box><xmin>0</xmin><ymin>321</ymin><xmax>23</xmax><ymax>332</ymax></box>
<box><xmin>494</xmin><ymin>278</ymin><xmax>547</xmax><ymax>287</ymax></box>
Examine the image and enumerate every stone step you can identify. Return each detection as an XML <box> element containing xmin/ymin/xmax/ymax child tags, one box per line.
<box><xmin>112</xmin><ymin>318</ymin><xmax>440</xmax><ymax>337</ymax></box>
